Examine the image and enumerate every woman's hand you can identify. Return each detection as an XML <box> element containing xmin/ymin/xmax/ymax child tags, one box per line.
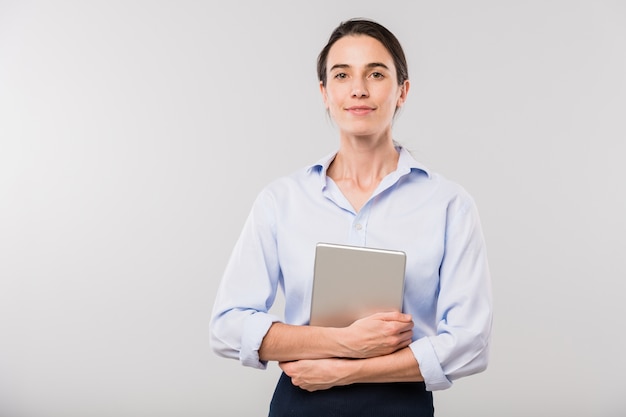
<box><xmin>279</xmin><ymin>345</ymin><xmax>423</xmax><ymax>392</ymax></box>
<box><xmin>279</xmin><ymin>358</ymin><xmax>352</xmax><ymax>392</ymax></box>
<box><xmin>339</xmin><ymin>311</ymin><xmax>414</xmax><ymax>358</ymax></box>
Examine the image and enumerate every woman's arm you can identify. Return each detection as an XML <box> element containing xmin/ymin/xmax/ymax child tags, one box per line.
<box><xmin>259</xmin><ymin>311</ymin><xmax>414</xmax><ymax>362</ymax></box>
<box><xmin>279</xmin><ymin>346</ymin><xmax>422</xmax><ymax>392</ymax></box>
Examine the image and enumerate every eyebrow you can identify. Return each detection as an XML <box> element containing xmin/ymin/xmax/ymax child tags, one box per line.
<box><xmin>329</xmin><ymin>62</ymin><xmax>391</xmax><ymax>72</ymax></box>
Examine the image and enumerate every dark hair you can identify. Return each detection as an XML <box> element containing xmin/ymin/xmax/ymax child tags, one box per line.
<box><xmin>317</xmin><ymin>18</ymin><xmax>409</xmax><ymax>87</ymax></box>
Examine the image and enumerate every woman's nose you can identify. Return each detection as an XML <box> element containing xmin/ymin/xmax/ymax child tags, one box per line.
<box><xmin>351</xmin><ymin>80</ymin><xmax>369</xmax><ymax>97</ymax></box>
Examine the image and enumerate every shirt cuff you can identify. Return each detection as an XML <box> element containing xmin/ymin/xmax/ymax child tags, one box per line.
<box><xmin>410</xmin><ymin>338</ymin><xmax>453</xmax><ymax>391</ymax></box>
<box><xmin>239</xmin><ymin>312</ymin><xmax>282</xmax><ymax>369</ymax></box>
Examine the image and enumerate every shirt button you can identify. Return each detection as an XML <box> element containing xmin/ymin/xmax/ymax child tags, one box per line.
<box><xmin>355</xmin><ymin>223</ymin><xmax>363</xmax><ymax>231</ymax></box>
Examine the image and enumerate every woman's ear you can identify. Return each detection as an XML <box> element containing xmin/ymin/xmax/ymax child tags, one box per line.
<box><xmin>396</xmin><ymin>80</ymin><xmax>410</xmax><ymax>108</ymax></box>
<box><xmin>320</xmin><ymin>81</ymin><xmax>329</xmax><ymax>109</ymax></box>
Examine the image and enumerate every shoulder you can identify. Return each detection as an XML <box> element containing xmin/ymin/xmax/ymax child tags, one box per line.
<box><xmin>258</xmin><ymin>150</ymin><xmax>334</xmax><ymax>198</ymax></box>
<box><xmin>425</xmin><ymin>173</ymin><xmax>483</xmax><ymax>228</ymax></box>
<box><xmin>262</xmin><ymin>166</ymin><xmax>316</xmax><ymax>195</ymax></box>
<box><xmin>399</xmin><ymin>146</ymin><xmax>475</xmax><ymax>205</ymax></box>
<box><xmin>430</xmin><ymin>171</ymin><xmax>473</xmax><ymax>199</ymax></box>
<box><xmin>252</xmin><ymin>160</ymin><xmax>325</xmax><ymax>210</ymax></box>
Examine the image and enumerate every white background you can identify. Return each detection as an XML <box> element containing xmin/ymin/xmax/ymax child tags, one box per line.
<box><xmin>1</xmin><ymin>1</ymin><xmax>625</xmax><ymax>416</ymax></box>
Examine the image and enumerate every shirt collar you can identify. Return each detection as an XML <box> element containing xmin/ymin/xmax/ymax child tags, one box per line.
<box><xmin>307</xmin><ymin>145</ymin><xmax>431</xmax><ymax>181</ymax></box>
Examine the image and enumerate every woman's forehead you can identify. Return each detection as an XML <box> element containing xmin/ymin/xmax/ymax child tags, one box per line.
<box><xmin>326</xmin><ymin>35</ymin><xmax>394</xmax><ymax>69</ymax></box>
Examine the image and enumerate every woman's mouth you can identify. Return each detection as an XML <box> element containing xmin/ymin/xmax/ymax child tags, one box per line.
<box><xmin>346</xmin><ymin>106</ymin><xmax>374</xmax><ymax>115</ymax></box>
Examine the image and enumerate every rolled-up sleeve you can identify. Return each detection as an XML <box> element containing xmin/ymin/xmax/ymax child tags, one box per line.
<box><xmin>411</xmin><ymin>192</ymin><xmax>493</xmax><ymax>391</ymax></box>
<box><xmin>209</xmin><ymin>190</ymin><xmax>283</xmax><ymax>369</ymax></box>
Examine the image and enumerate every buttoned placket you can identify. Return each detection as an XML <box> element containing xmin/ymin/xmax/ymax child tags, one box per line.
<box><xmin>348</xmin><ymin>203</ymin><xmax>371</xmax><ymax>246</ymax></box>
<box><xmin>321</xmin><ymin>177</ymin><xmax>374</xmax><ymax>247</ymax></box>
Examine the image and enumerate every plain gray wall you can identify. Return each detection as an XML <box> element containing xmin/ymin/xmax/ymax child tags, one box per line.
<box><xmin>1</xmin><ymin>1</ymin><xmax>625</xmax><ymax>416</ymax></box>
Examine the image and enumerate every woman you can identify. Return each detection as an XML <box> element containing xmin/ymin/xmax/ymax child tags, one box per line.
<box><xmin>210</xmin><ymin>18</ymin><xmax>492</xmax><ymax>416</ymax></box>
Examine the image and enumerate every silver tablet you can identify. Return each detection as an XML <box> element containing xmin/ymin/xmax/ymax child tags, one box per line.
<box><xmin>309</xmin><ymin>242</ymin><xmax>407</xmax><ymax>328</ymax></box>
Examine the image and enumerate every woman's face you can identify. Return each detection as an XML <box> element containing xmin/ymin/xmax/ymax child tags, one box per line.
<box><xmin>320</xmin><ymin>35</ymin><xmax>409</xmax><ymax>139</ymax></box>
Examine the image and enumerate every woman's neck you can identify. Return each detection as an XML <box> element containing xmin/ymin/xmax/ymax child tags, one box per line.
<box><xmin>329</xmin><ymin>134</ymin><xmax>399</xmax><ymax>184</ymax></box>
<box><xmin>326</xmin><ymin>134</ymin><xmax>399</xmax><ymax>212</ymax></box>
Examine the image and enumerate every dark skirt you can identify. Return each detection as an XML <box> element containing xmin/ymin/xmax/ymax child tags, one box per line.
<box><xmin>268</xmin><ymin>372</ymin><xmax>434</xmax><ymax>417</ymax></box>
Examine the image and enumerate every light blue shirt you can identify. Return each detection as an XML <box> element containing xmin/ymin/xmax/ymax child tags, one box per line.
<box><xmin>210</xmin><ymin>146</ymin><xmax>492</xmax><ymax>391</ymax></box>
